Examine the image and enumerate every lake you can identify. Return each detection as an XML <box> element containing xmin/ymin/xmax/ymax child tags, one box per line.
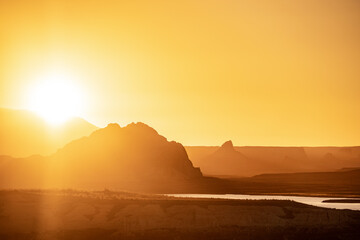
<box><xmin>166</xmin><ymin>194</ymin><xmax>360</xmax><ymax>211</ymax></box>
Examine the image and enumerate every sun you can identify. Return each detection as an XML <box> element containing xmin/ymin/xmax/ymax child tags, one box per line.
<box><xmin>27</xmin><ymin>72</ymin><xmax>85</xmax><ymax>125</ymax></box>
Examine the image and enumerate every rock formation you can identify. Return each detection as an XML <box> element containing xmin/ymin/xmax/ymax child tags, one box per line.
<box><xmin>0</xmin><ymin>122</ymin><xmax>202</xmax><ymax>192</ymax></box>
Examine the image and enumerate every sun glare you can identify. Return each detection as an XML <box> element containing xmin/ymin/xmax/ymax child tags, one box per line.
<box><xmin>27</xmin><ymin>72</ymin><xmax>85</xmax><ymax>125</ymax></box>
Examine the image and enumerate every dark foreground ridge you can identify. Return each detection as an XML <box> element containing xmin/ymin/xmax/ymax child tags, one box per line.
<box><xmin>0</xmin><ymin>190</ymin><xmax>359</xmax><ymax>240</ymax></box>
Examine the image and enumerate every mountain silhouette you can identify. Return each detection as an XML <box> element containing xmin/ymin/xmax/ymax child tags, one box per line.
<box><xmin>0</xmin><ymin>108</ymin><xmax>98</xmax><ymax>157</ymax></box>
<box><xmin>186</xmin><ymin>145</ymin><xmax>360</xmax><ymax>177</ymax></box>
<box><xmin>0</xmin><ymin>122</ymin><xmax>202</xmax><ymax>192</ymax></box>
<box><xmin>195</xmin><ymin>140</ymin><xmax>258</xmax><ymax>177</ymax></box>
<box><xmin>218</xmin><ymin>140</ymin><xmax>235</xmax><ymax>152</ymax></box>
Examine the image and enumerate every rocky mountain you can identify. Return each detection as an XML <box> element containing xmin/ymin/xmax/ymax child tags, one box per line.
<box><xmin>0</xmin><ymin>122</ymin><xmax>202</xmax><ymax>192</ymax></box>
<box><xmin>186</xmin><ymin>144</ymin><xmax>360</xmax><ymax>177</ymax></box>
<box><xmin>194</xmin><ymin>140</ymin><xmax>256</xmax><ymax>177</ymax></box>
<box><xmin>0</xmin><ymin>108</ymin><xmax>98</xmax><ymax>157</ymax></box>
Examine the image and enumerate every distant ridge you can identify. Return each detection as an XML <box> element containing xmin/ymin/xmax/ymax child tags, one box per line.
<box><xmin>186</xmin><ymin>144</ymin><xmax>360</xmax><ymax>177</ymax></box>
<box><xmin>0</xmin><ymin>108</ymin><xmax>98</xmax><ymax>157</ymax></box>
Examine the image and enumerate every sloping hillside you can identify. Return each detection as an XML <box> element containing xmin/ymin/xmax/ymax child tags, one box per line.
<box><xmin>0</xmin><ymin>108</ymin><xmax>98</xmax><ymax>157</ymax></box>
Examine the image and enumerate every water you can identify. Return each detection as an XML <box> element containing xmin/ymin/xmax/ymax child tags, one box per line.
<box><xmin>166</xmin><ymin>194</ymin><xmax>360</xmax><ymax>211</ymax></box>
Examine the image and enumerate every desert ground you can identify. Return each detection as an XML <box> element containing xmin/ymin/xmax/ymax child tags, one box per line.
<box><xmin>1</xmin><ymin>190</ymin><xmax>359</xmax><ymax>240</ymax></box>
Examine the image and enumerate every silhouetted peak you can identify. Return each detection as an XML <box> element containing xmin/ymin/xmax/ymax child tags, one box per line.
<box><xmin>124</xmin><ymin>122</ymin><xmax>159</xmax><ymax>136</ymax></box>
<box><xmin>87</xmin><ymin>123</ymin><xmax>121</xmax><ymax>139</ymax></box>
<box><xmin>86</xmin><ymin>121</ymin><xmax>165</xmax><ymax>145</ymax></box>
<box><xmin>221</xmin><ymin>140</ymin><xmax>234</xmax><ymax>150</ymax></box>
<box><xmin>106</xmin><ymin>123</ymin><xmax>121</xmax><ymax>129</ymax></box>
<box><xmin>214</xmin><ymin>140</ymin><xmax>236</xmax><ymax>155</ymax></box>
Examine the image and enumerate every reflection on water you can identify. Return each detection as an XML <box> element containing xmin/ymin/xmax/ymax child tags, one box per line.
<box><xmin>167</xmin><ymin>194</ymin><xmax>360</xmax><ymax>211</ymax></box>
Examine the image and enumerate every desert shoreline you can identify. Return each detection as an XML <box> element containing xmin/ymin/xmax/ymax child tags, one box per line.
<box><xmin>1</xmin><ymin>189</ymin><xmax>360</xmax><ymax>240</ymax></box>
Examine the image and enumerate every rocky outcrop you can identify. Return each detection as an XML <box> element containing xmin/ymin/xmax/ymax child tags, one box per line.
<box><xmin>0</xmin><ymin>122</ymin><xmax>202</xmax><ymax>192</ymax></box>
<box><xmin>219</xmin><ymin>140</ymin><xmax>235</xmax><ymax>152</ymax></box>
<box><xmin>195</xmin><ymin>141</ymin><xmax>255</xmax><ymax>177</ymax></box>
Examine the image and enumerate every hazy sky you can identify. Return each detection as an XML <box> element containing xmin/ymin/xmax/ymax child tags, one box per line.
<box><xmin>1</xmin><ymin>0</ymin><xmax>360</xmax><ymax>146</ymax></box>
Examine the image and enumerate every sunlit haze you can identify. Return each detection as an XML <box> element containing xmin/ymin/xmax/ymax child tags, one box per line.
<box><xmin>26</xmin><ymin>70</ymin><xmax>86</xmax><ymax>125</ymax></box>
<box><xmin>1</xmin><ymin>2</ymin><xmax>360</xmax><ymax>239</ymax></box>
<box><xmin>1</xmin><ymin>0</ymin><xmax>359</xmax><ymax>145</ymax></box>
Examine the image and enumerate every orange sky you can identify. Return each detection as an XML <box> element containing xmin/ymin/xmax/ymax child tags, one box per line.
<box><xmin>1</xmin><ymin>0</ymin><xmax>360</xmax><ymax>146</ymax></box>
